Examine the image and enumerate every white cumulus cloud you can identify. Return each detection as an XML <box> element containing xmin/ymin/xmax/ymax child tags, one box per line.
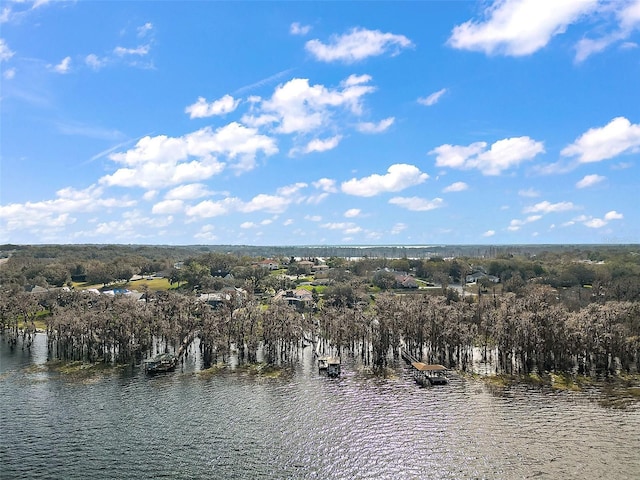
<box><xmin>561</xmin><ymin>117</ymin><xmax>640</xmax><ymax>163</ymax></box>
<box><xmin>575</xmin><ymin>0</ymin><xmax>640</xmax><ymax>62</ymax></box>
<box><xmin>344</xmin><ymin>208</ymin><xmax>361</xmax><ymax>218</ymax></box>
<box><xmin>241</xmin><ymin>194</ymin><xmax>290</xmax><ymax>214</ymax></box>
<box><xmin>579</xmin><ymin>211</ymin><xmax>623</xmax><ymax>229</ymax></box>
<box><xmin>389</xmin><ymin>196</ymin><xmax>444</xmax><ymax>211</ymax></box>
<box><xmin>507</xmin><ymin>215</ymin><xmax>542</xmax><ymax>231</ymax></box>
<box><xmin>605</xmin><ymin>210</ymin><xmax>624</xmax><ymax>220</ymax></box>
<box><xmin>277</xmin><ymin>182</ymin><xmax>307</xmax><ymax>197</ymax></box>
<box><xmin>298</xmin><ymin>135</ymin><xmax>342</xmax><ymax>155</ymax></box>
<box><xmin>430</xmin><ymin>136</ymin><xmax>544</xmax><ymax>175</ymax></box>
<box><xmin>418</xmin><ymin>88</ymin><xmax>447</xmax><ymax>106</ymax></box>
<box><xmin>165</xmin><ymin>183</ymin><xmax>213</xmax><ymax>200</ymax></box>
<box><xmin>305</xmin><ymin>27</ymin><xmax>413</xmax><ymax>63</ymax></box>
<box><xmin>101</xmin><ymin>122</ymin><xmax>277</xmax><ymax>188</ymax></box>
<box><xmin>114</xmin><ymin>44</ymin><xmax>150</xmax><ymax>56</ymax></box>
<box><xmin>185</xmin><ymin>95</ymin><xmax>240</xmax><ymax>119</ymax></box>
<box><xmin>152</xmin><ymin>199</ymin><xmax>184</xmax><ymax>214</ymax></box>
<box><xmin>194</xmin><ymin>225</ymin><xmax>217</xmax><ymax>241</ymax></box>
<box><xmin>243</xmin><ymin>76</ymin><xmax>376</xmax><ymax>135</ymax></box>
<box><xmin>186</xmin><ymin>198</ymin><xmax>241</xmax><ymax>218</ymax></box>
<box><xmin>341</xmin><ymin>164</ymin><xmax>429</xmax><ymax>197</ymax></box>
<box><xmin>313</xmin><ymin>178</ymin><xmax>338</xmax><ymax>193</ymax></box>
<box><xmin>320</xmin><ymin>222</ymin><xmax>362</xmax><ymax>236</ymax></box>
<box><xmin>52</xmin><ymin>56</ymin><xmax>71</xmax><ymax>74</ymax></box>
<box><xmin>448</xmin><ymin>0</ymin><xmax>598</xmax><ymax>56</ymax></box>
<box><xmin>137</xmin><ymin>22</ymin><xmax>153</xmax><ymax>37</ymax></box>
<box><xmin>584</xmin><ymin>218</ymin><xmax>607</xmax><ymax>228</ymax></box>
<box><xmin>443</xmin><ymin>181</ymin><xmax>468</xmax><ymax>193</ymax></box>
<box><xmin>290</xmin><ymin>22</ymin><xmax>311</xmax><ymax>35</ymax></box>
<box><xmin>85</xmin><ymin>54</ymin><xmax>107</xmax><ymax>70</ymax></box>
<box><xmin>576</xmin><ymin>174</ymin><xmax>605</xmax><ymax>188</ymax></box>
<box><xmin>0</xmin><ymin>185</ymin><xmax>135</xmax><ymax>233</ymax></box>
<box><xmin>0</xmin><ymin>39</ymin><xmax>15</xmax><ymax>62</ymax></box>
<box><xmin>356</xmin><ymin>117</ymin><xmax>395</xmax><ymax>134</ymax></box>
<box><xmin>0</xmin><ymin>7</ymin><xmax>10</xmax><ymax>23</ymax></box>
<box><xmin>523</xmin><ymin>200</ymin><xmax>576</xmax><ymax>214</ymax></box>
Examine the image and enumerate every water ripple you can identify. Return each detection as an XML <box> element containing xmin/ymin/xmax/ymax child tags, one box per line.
<box><xmin>1</xmin><ymin>337</ymin><xmax>639</xmax><ymax>479</ymax></box>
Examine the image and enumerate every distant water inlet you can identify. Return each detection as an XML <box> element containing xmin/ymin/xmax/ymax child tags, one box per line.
<box><xmin>1</xmin><ymin>335</ymin><xmax>639</xmax><ymax>479</ymax></box>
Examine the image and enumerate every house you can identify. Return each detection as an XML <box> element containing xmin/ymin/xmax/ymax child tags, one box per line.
<box><xmin>466</xmin><ymin>271</ymin><xmax>499</xmax><ymax>284</ymax></box>
<box><xmin>274</xmin><ymin>288</ymin><xmax>314</xmax><ymax>309</ymax></box>
<box><xmin>198</xmin><ymin>287</ymin><xmax>247</xmax><ymax>308</ymax></box>
<box><xmin>24</xmin><ymin>285</ymin><xmax>49</xmax><ymax>294</ymax></box>
<box><xmin>395</xmin><ymin>274</ymin><xmax>418</xmax><ymax>289</ymax></box>
<box><xmin>70</xmin><ymin>273</ymin><xmax>87</xmax><ymax>282</ymax></box>
<box><xmin>297</xmin><ymin>260</ymin><xmax>314</xmax><ymax>273</ymax></box>
<box><xmin>255</xmin><ymin>259</ymin><xmax>280</xmax><ymax>270</ymax></box>
<box><xmin>198</xmin><ymin>292</ymin><xmax>227</xmax><ymax>308</ymax></box>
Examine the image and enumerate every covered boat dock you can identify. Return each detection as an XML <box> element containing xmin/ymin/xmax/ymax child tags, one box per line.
<box><xmin>401</xmin><ymin>348</ymin><xmax>449</xmax><ymax>386</ymax></box>
<box><xmin>411</xmin><ymin>362</ymin><xmax>448</xmax><ymax>385</ymax></box>
<box><xmin>318</xmin><ymin>356</ymin><xmax>341</xmax><ymax>377</ymax></box>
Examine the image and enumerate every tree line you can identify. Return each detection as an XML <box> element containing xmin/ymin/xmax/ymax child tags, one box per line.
<box><xmin>1</xmin><ymin>283</ymin><xmax>638</xmax><ymax>377</ymax></box>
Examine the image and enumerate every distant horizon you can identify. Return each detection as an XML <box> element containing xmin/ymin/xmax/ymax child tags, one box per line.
<box><xmin>3</xmin><ymin>242</ymin><xmax>638</xmax><ymax>249</ymax></box>
<box><xmin>2</xmin><ymin>1</ymin><xmax>639</xmax><ymax>245</ymax></box>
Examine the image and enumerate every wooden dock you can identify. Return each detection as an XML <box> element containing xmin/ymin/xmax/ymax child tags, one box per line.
<box><xmin>177</xmin><ymin>330</ymin><xmax>199</xmax><ymax>360</ymax></box>
<box><xmin>401</xmin><ymin>348</ymin><xmax>448</xmax><ymax>386</ymax></box>
<box><xmin>400</xmin><ymin>348</ymin><xmax>419</xmax><ymax>364</ymax></box>
<box><xmin>318</xmin><ymin>356</ymin><xmax>341</xmax><ymax>377</ymax></box>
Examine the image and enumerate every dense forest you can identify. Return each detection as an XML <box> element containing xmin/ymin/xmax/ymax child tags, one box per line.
<box><xmin>1</xmin><ymin>244</ymin><xmax>639</xmax><ymax>377</ymax></box>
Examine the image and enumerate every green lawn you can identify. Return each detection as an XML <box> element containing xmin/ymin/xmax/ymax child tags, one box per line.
<box><xmin>72</xmin><ymin>277</ymin><xmax>176</xmax><ymax>292</ymax></box>
<box><xmin>127</xmin><ymin>277</ymin><xmax>176</xmax><ymax>291</ymax></box>
<box><xmin>297</xmin><ymin>284</ymin><xmax>326</xmax><ymax>294</ymax></box>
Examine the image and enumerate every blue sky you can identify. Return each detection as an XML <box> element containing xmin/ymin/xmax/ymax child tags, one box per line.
<box><xmin>1</xmin><ymin>0</ymin><xmax>639</xmax><ymax>246</ymax></box>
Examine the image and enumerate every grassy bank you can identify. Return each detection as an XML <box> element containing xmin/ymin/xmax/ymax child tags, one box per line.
<box><xmin>49</xmin><ymin>360</ymin><xmax>128</xmax><ymax>375</ymax></box>
<box><xmin>476</xmin><ymin>371</ymin><xmax>597</xmax><ymax>391</ymax></box>
<box><xmin>472</xmin><ymin>371</ymin><xmax>640</xmax><ymax>408</ymax></box>
<box><xmin>197</xmin><ymin>362</ymin><xmax>291</xmax><ymax>379</ymax></box>
<box><xmin>21</xmin><ymin>360</ymin><xmax>130</xmax><ymax>382</ymax></box>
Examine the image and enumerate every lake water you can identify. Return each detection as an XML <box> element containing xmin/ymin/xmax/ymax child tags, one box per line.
<box><xmin>1</xmin><ymin>334</ymin><xmax>639</xmax><ymax>479</ymax></box>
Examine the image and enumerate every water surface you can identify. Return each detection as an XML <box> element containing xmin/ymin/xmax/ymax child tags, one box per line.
<box><xmin>1</xmin><ymin>335</ymin><xmax>639</xmax><ymax>479</ymax></box>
